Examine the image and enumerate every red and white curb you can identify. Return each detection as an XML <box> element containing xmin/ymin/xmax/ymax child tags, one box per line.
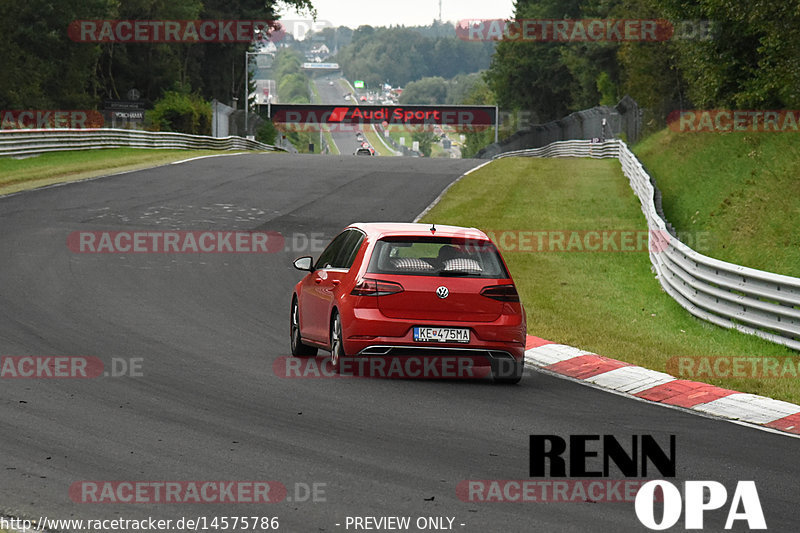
<box><xmin>524</xmin><ymin>335</ymin><xmax>800</xmax><ymax>437</ymax></box>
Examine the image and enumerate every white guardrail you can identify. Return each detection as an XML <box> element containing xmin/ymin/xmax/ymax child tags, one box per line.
<box><xmin>494</xmin><ymin>139</ymin><xmax>800</xmax><ymax>351</ymax></box>
<box><xmin>0</xmin><ymin>128</ymin><xmax>284</xmax><ymax>157</ymax></box>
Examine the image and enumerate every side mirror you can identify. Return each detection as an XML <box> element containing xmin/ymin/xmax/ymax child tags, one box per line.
<box><xmin>293</xmin><ymin>256</ymin><xmax>314</xmax><ymax>272</ymax></box>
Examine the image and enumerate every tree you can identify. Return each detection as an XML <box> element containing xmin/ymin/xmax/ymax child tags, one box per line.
<box><xmin>147</xmin><ymin>89</ymin><xmax>211</xmax><ymax>135</ymax></box>
<box><xmin>412</xmin><ymin>131</ymin><xmax>437</xmax><ymax>157</ymax></box>
<box><xmin>0</xmin><ymin>0</ymin><xmax>315</xmax><ymax>110</ymax></box>
<box><xmin>0</xmin><ymin>0</ymin><xmax>114</xmax><ymax>109</ymax></box>
<box><xmin>256</xmin><ymin>118</ymin><xmax>278</xmax><ymax>145</ymax></box>
<box><xmin>658</xmin><ymin>0</ymin><xmax>800</xmax><ymax>109</ymax></box>
<box><xmin>335</xmin><ymin>25</ymin><xmax>495</xmax><ymax>87</ymax></box>
<box><xmin>399</xmin><ymin>77</ymin><xmax>448</xmax><ymax>105</ymax></box>
<box><xmin>459</xmin><ymin>76</ymin><xmax>496</xmax><ymax>158</ymax></box>
<box><xmin>484</xmin><ymin>0</ymin><xmax>620</xmax><ymax>121</ymax></box>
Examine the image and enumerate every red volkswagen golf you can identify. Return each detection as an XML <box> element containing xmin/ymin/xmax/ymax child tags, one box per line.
<box><xmin>289</xmin><ymin>223</ymin><xmax>527</xmax><ymax>383</ymax></box>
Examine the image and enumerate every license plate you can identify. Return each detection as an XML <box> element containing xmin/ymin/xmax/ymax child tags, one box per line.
<box><xmin>413</xmin><ymin>327</ymin><xmax>470</xmax><ymax>343</ymax></box>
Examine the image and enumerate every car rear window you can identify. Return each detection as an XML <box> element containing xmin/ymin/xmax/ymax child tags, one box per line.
<box><xmin>367</xmin><ymin>237</ymin><xmax>509</xmax><ymax>278</ymax></box>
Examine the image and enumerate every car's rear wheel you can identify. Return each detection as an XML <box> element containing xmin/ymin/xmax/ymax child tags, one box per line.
<box><xmin>492</xmin><ymin>359</ymin><xmax>524</xmax><ymax>384</ymax></box>
<box><xmin>330</xmin><ymin>311</ymin><xmax>345</xmax><ymax>373</ymax></box>
<box><xmin>290</xmin><ymin>299</ymin><xmax>317</xmax><ymax>357</ymax></box>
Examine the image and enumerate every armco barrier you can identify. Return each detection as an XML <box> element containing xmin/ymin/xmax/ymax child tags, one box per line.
<box><xmin>0</xmin><ymin>128</ymin><xmax>284</xmax><ymax>157</ymax></box>
<box><xmin>493</xmin><ymin>139</ymin><xmax>621</xmax><ymax>160</ymax></box>
<box><xmin>495</xmin><ymin>139</ymin><xmax>800</xmax><ymax>351</ymax></box>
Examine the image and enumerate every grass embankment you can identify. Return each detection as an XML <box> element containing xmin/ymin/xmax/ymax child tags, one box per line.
<box><xmin>309</xmin><ymin>81</ymin><xmax>340</xmax><ymax>155</ymax></box>
<box><xmin>385</xmin><ymin>126</ymin><xmax>422</xmax><ymax>155</ymax></box>
<box><xmin>386</xmin><ymin>126</ymin><xmax>408</xmax><ymax>148</ymax></box>
<box><xmin>322</xmin><ymin>129</ymin><xmax>341</xmax><ymax>155</ymax></box>
<box><xmin>386</xmin><ymin>125</ymin><xmax>456</xmax><ymax>158</ymax></box>
<box><xmin>365</xmin><ymin>127</ymin><xmax>397</xmax><ymax>156</ymax></box>
<box><xmin>0</xmin><ymin>148</ymin><xmax>232</xmax><ymax>196</ymax></box>
<box><xmin>420</xmin><ymin>157</ymin><xmax>799</xmax><ymax>404</ymax></box>
<box><xmin>634</xmin><ymin>129</ymin><xmax>800</xmax><ymax>277</ymax></box>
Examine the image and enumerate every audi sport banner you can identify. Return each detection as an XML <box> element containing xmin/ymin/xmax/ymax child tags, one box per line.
<box><xmin>268</xmin><ymin>104</ymin><xmax>497</xmax><ymax>132</ymax></box>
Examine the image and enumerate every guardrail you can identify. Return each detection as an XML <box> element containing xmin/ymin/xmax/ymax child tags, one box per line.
<box><xmin>0</xmin><ymin>128</ymin><xmax>284</xmax><ymax>157</ymax></box>
<box><xmin>495</xmin><ymin>139</ymin><xmax>800</xmax><ymax>351</ymax></box>
<box><xmin>493</xmin><ymin>139</ymin><xmax>621</xmax><ymax>160</ymax></box>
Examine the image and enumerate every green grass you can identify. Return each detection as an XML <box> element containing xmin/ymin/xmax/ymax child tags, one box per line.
<box><xmin>363</xmin><ymin>125</ymin><xmax>395</xmax><ymax>156</ymax></box>
<box><xmin>387</xmin><ymin>125</ymin><xmax>416</xmax><ymax>149</ymax></box>
<box><xmin>420</xmin><ymin>157</ymin><xmax>800</xmax><ymax>404</ymax></box>
<box><xmin>385</xmin><ymin>126</ymin><xmax>453</xmax><ymax>157</ymax></box>
<box><xmin>309</xmin><ymin>79</ymin><xmax>322</xmax><ymax>102</ymax></box>
<box><xmin>430</xmin><ymin>141</ymin><xmax>448</xmax><ymax>158</ymax></box>
<box><xmin>308</xmin><ymin>81</ymin><xmax>339</xmax><ymax>155</ymax></box>
<box><xmin>634</xmin><ymin>129</ymin><xmax>800</xmax><ymax>277</ymax></box>
<box><xmin>0</xmin><ymin>148</ymin><xmax>236</xmax><ymax>195</ymax></box>
<box><xmin>322</xmin><ymin>129</ymin><xmax>340</xmax><ymax>155</ymax></box>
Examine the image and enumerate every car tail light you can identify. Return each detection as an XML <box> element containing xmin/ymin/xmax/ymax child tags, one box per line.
<box><xmin>480</xmin><ymin>284</ymin><xmax>520</xmax><ymax>302</ymax></box>
<box><xmin>351</xmin><ymin>278</ymin><xmax>404</xmax><ymax>296</ymax></box>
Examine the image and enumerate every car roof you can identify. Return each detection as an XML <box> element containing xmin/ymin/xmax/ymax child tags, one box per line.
<box><xmin>345</xmin><ymin>222</ymin><xmax>488</xmax><ymax>240</ymax></box>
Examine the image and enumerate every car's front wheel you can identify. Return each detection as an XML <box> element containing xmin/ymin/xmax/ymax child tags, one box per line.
<box><xmin>330</xmin><ymin>311</ymin><xmax>345</xmax><ymax>373</ymax></box>
<box><xmin>290</xmin><ymin>299</ymin><xmax>317</xmax><ymax>357</ymax></box>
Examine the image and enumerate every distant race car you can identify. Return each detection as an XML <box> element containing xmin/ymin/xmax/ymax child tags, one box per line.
<box><xmin>289</xmin><ymin>223</ymin><xmax>526</xmax><ymax>383</ymax></box>
<box><xmin>354</xmin><ymin>147</ymin><xmax>373</xmax><ymax>156</ymax></box>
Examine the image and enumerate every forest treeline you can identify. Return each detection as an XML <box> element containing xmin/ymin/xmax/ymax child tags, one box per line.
<box><xmin>0</xmin><ymin>0</ymin><xmax>312</xmax><ymax>109</ymax></box>
<box><xmin>483</xmin><ymin>0</ymin><xmax>800</xmax><ymax>123</ymax></box>
<box><xmin>4</xmin><ymin>0</ymin><xmax>797</xmax><ymax>137</ymax></box>
<box><xmin>332</xmin><ymin>23</ymin><xmax>495</xmax><ymax>88</ymax></box>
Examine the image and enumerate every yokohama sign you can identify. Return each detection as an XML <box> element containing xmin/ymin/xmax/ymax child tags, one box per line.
<box><xmin>268</xmin><ymin>104</ymin><xmax>497</xmax><ymax>132</ymax></box>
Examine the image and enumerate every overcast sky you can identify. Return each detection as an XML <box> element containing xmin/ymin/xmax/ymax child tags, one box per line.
<box><xmin>278</xmin><ymin>0</ymin><xmax>515</xmax><ymax>29</ymax></box>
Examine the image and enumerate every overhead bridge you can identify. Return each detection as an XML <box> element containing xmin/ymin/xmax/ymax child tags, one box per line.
<box><xmin>301</xmin><ymin>62</ymin><xmax>341</xmax><ymax>70</ymax></box>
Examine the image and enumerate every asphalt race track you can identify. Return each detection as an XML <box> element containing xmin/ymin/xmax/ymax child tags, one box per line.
<box><xmin>0</xmin><ymin>154</ymin><xmax>798</xmax><ymax>532</ymax></box>
<box><xmin>313</xmin><ymin>77</ymin><xmax>388</xmax><ymax>156</ymax></box>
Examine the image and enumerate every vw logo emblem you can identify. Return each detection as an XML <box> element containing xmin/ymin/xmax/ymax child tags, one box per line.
<box><xmin>436</xmin><ymin>286</ymin><xmax>449</xmax><ymax>299</ymax></box>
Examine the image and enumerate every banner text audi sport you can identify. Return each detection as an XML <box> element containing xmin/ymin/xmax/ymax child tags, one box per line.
<box><xmin>268</xmin><ymin>104</ymin><xmax>497</xmax><ymax>132</ymax></box>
